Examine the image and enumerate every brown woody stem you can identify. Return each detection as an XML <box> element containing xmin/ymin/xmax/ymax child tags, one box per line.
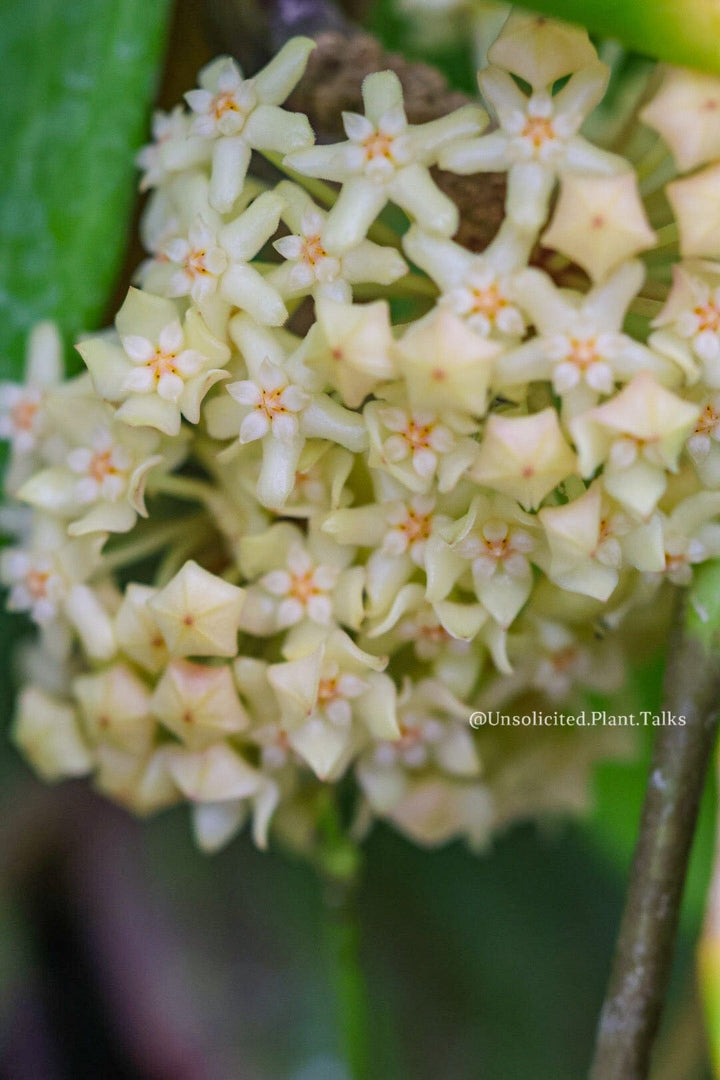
<box><xmin>590</xmin><ymin>586</ymin><xmax>720</xmax><ymax>1079</ymax></box>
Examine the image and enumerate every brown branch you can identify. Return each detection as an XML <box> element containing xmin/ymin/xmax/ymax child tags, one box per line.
<box><xmin>590</xmin><ymin>588</ymin><xmax>720</xmax><ymax>1080</ymax></box>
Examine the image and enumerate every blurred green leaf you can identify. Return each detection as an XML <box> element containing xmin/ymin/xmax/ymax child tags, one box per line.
<box><xmin>0</xmin><ymin>0</ymin><xmax>173</xmax><ymax>377</ymax></box>
<box><xmin>515</xmin><ymin>0</ymin><xmax>720</xmax><ymax>74</ymax></box>
<box><xmin>369</xmin><ymin>0</ymin><xmax>478</xmax><ymax>95</ymax></box>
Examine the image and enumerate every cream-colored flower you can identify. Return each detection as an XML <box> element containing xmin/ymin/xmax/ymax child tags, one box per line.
<box><xmin>151</xmin><ymin>658</ymin><xmax>249</xmax><ymax>749</ymax></box>
<box><xmin>136</xmin><ymin>106</ymin><xmax>209</xmax><ymax>192</ymax></box>
<box><xmin>308</xmin><ymin>297</ymin><xmax>397</xmax><ymax>408</ymax></box>
<box><xmin>13</xmin><ymin>686</ymin><xmax>93</xmax><ymax>781</ymax></box>
<box><xmin>641</xmin><ymin>67</ymin><xmax>720</xmax><ymax>172</ymax></box>
<box><xmin>650</xmin><ymin>261</ymin><xmax>720</xmax><ymax>386</ymax></box>
<box><xmin>18</xmin><ymin>390</ymin><xmax>163</xmax><ymax>536</ymax></box>
<box><xmin>238</xmin><ymin>522</ymin><xmax>363</xmax><ymax>636</ymax></box>
<box><xmin>668</xmin><ymin>166</ymin><xmax>720</xmax><ymax>259</ymax></box>
<box><xmin>440</xmin><ymin>61</ymin><xmax>624</xmax><ymax>230</ymax></box>
<box><xmin>541</xmin><ymin>172</ymin><xmax>656</xmax><ymax>282</ymax></box>
<box><xmin>115</xmin><ymin>583</ymin><xmax>170</xmax><ymax>675</ymax></box>
<box><xmin>0</xmin><ymin>517</ymin><xmax>115</xmax><ymax>661</ymax></box>
<box><xmin>403</xmin><ymin>220</ymin><xmax>532</xmax><ymax>341</ymax></box>
<box><xmin>365</xmin><ymin>398</ymin><xmax>477</xmax><ymax>494</ymax></box>
<box><xmin>286</xmin><ymin>69</ymin><xmax>486</xmax><ymax>252</ymax></box>
<box><xmin>0</xmin><ymin>322</ymin><xmax>64</xmax><ymax>494</ymax></box>
<box><xmin>538</xmin><ymin>480</ymin><xmax>664</xmax><ymax>600</ymax></box>
<box><xmin>394</xmin><ymin>308</ymin><xmax>499</xmax><ymax>416</ymax></box>
<box><xmin>268</xmin><ymin>181</ymin><xmax>408</xmax><ymax>302</ymax></box>
<box><xmin>498</xmin><ymin>261</ymin><xmax>676</xmax><ymax>418</ymax></box>
<box><xmin>184</xmin><ymin>40</ymin><xmax>315</xmax><ymax>212</ymax></box>
<box><xmin>487</xmin><ymin>13</ymin><xmax>598</xmax><ymax>90</ymax></box>
<box><xmin>210</xmin><ymin>315</ymin><xmax>367</xmax><ymax>508</ymax></box>
<box><xmin>78</xmin><ymin>288</ymin><xmax>231</xmax><ymax>436</ymax></box>
<box><xmin>471</xmin><ymin>408</ymin><xmax>578</xmax><ymax>510</ymax></box>
<box><xmin>267</xmin><ymin>629</ymin><xmax>398</xmax><ymax>780</ymax></box>
<box><xmin>73</xmin><ymin>664</ymin><xmax>155</xmax><ymax>755</ymax></box>
<box><xmin>569</xmin><ymin>373</ymin><xmax>700</xmax><ymax>517</ymax></box>
<box><xmin>149</xmin><ymin>560</ymin><xmax>245</xmax><ymax>657</ymax></box>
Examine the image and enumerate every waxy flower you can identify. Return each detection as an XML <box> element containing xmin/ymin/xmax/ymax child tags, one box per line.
<box><xmin>79</xmin><ymin>288</ymin><xmax>231</xmax><ymax>436</ymax></box>
<box><xmin>168</xmin><ymin>742</ymin><xmax>278</xmax><ymax>850</ymax></box>
<box><xmin>151</xmin><ymin>659</ymin><xmax>249</xmax><ymax>750</ymax></box>
<box><xmin>498</xmin><ymin>260</ymin><xmax>676</xmax><ymax>418</ymax></box>
<box><xmin>540</xmin><ymin>172</ymin><xmax>656</xmax><ymax>282</ymax></box>
<box><xmin>209</xmin><ymin>315</ymin><xmax>367</xmax><ymax>508</ymax></box>
<box><xmin>668</xmin><ymin>166</ymin><xmax>720</xmax><ymax>259</ymax></box>
<box><xmin>429</xmin><ymin>494</ymin><xmax>540</xmax><ymax>630</ymax></box>
<box><xmin>364</xmin><ymin>398</ymin><xmax>478</xmax><ymax>495</ymax></box>
<box><xmin>641</xmin><ymin>67</ymin><xmax>720</xmax><ymax>172</ymax></box>
<box><xmin>0</xmin><ymin>322</ymin><xmax>64</xmax><ymax>494</ymax></box>
<box><xmin>569</xmin><ymin>373</ymin><xmax>700</xmax><ymax>517</ymax></box>
<box><xmin>17</xmin><ymin>389</ymin><xmax>163</xmax><ymax>535</ymax></box>
<box><xmin>440</xmin><ymin>61</ymin><xmax>625</xmax><ymax>230</ymax></box>
<box><xmin>12</xmin><ymin>687</ymin><xmax>92</xmax><ymax>782</ymax></box>
<box><xmin>184</xmin><ymin>39</ymin><xmax>315</xmax><ymax>212</ymax></box>
<box><xmin>268</xmin><ymin>181</ymin><xmax>407</xmax><ymax>302</ymax></box>
<box><xmin>149</xmin><ymin>560</ymin><xmax>245</xmax><ymax>658</ymax></box>
<box><xmin>136</xmin><ymin>106</ymin><xmax>209</xmax><ymax>192</ymax></box>
<box><xmin>538</xmin><ymin>481</ymin><xmax>664</xmax><ymax>601</ymax></box>
<box><xmin>487</xmin><ymin>13</ymin><xmax>597</xmax><ymax>90</ymax></box>
<box><xmin>308</xmin><ymin>297</ymin><xmax>398</xmax><ymax>408</ymax></box>
<box><xmin>402</xmin><ymin>221</ymin><xmax>532</xmax><ymax>341</ymax></box>
<box><xmin>73</xmin><ymin>664</ymin><xmax>154</xmax><ymax>756</ymax></box>
<box><xmin>237</xmin><ymin>522</ymin><xmax>363</xmax><ymax>637</ymax></box>
<box><xmin>286</xmin><ymin>70</ymin><xmax>486</xmax><ymax>252</ymax></box>
<box><xmin>471</xmin><ymin>409</ymin><xmax>578</xmax><ymax>510</ymax></box>
<box><xmin>394</xmin><ymin>308</ymin><xmax>499</xmax><ymax>417</ymax></box>
<box><xmin>650</xmin><ymin>262</ymin><xmax>720</xmax><ymax>386</ymax></box>
<box><xmin>267</xmin><ymin>630</ymin><xmax>398</xmax><ymax>780</ymax></box>
<box><xmin>0</xmin><ymin>518</ymin><xmax>115</xmax><ymax>662</ymax></box>
<box><xmin>653</xmin><ymin>491</ymin><xmax>720</xmax><ymax>585</ymax></box>
<box><xmin>162</xmin><ymin>192</ymin><xmax>288</xmax><ymax>325</ymax></box>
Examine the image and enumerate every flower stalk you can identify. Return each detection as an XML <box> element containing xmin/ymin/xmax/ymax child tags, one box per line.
<box><xmin>590</xmin><ymin>570</ymin><xmax>720</xmax><ymax>1080</ymax></box>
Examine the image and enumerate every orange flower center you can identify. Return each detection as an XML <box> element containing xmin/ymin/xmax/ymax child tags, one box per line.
<box><xmin>11</xmin><ymin>399</ymin><xmax>39</xmax><ymax>431</ymax></box>
<box><xmin>398</xmin><ymin>509</ymin><xmax>432</xmax><ymax>543</ymax></box>
<box><xmin>470</xmin><ymin>282</ymin><xmax>506</xmax><ymax>319</ymax></box>
<box><xmin>522</xmin><ymin>116</ymin><xmax>556</xmax><ymax>148</ymax></box>
<box><xmin>363</xmin><ymin>132</ymin><xmax>395</xmax><ymax>160</ymax></box>
<box><xmin>695</xmin><ymin>403</ymin><xmax>719</xmax><ymax>435</ymax></box>
<box><xmin>694</xmin><ymin>302</ymin><xmax>720</xmax><ymax>334</ymax></box>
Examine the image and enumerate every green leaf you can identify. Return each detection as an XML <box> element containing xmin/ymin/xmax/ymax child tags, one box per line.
<box><xmin>515</xmin><ymin>0</ymin><xmax>720</xmax><ymax>75</ymax></box>
<box><xmin>0</xmin><ymin>0</ymin><xmax>173</xmax><ymax>378</ymax></box>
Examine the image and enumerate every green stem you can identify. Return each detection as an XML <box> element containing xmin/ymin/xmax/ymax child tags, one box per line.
<box><xmin>100</xmin><ymin>515</ymin><xmax>207</xmax><ymax>574</ymax></box>
<box><xmin>324</xmin><ymin>877</ymin><xmax>370</xmax><ymax>1080</ymax></box>
<box><xmin>153</xmin><ymin>520</ymin><xmax>208</xmax><ymax>586</ymax></box>
<box><xmin>146</xmin><ymin>473</ymin><xmax>216</xmax><ymax>504</ymax></box>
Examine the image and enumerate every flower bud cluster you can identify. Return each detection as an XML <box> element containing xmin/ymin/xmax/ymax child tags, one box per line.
<box><xmin>3</xmin><ymin>16</ymin><xmax>717</xmax><ymax>855</ymax></box>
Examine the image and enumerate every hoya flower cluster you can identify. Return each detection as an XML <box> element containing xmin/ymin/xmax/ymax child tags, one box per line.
<box><xmin>4</xmin><ymin>17</ymin><xmax>719</xmax><ymax>856</ymax></box>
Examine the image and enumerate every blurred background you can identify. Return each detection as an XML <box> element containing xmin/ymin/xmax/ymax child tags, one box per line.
<box><xmin>0</xmin><ymin>1</ymin><xmax>717</xmax><ymax>1077</ymax></box>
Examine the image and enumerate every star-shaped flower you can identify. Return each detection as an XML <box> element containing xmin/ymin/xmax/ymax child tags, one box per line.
<box><xmin>641</xmin><ymin>67</ymin><xmax>720</xmax><ymax>172</ymax></box>
<box><xmin>440</xmin><ymin>62</ymin><xmax>625</xmax><ymax>231</ymax></box>
<box><xmin>569</xmin><ymin>373</ymin><xmax>700</xmax><ymax>517</ymax></box>
<box><xmin>184</xmin><ymin>39</ymin><xmax>315</xmax><ymax>212</ymax></box>
<box><xmin>78</xmin><ymin>288</ymin><xmax>231</xmax><ymax>436</ymax></box>
<box><xmin>267</xmin><ymin>181</ymin><xmax>408</xmax><ymax>303</ymax></box>
<box><xmin>149</xmin><ymin>560</ymin><xmax>245</xmax><ymax>658</ymax></box>
<box><xmin>285</xmin><ymin>70</ymin><xmax>486</xmax><ymax>253</ymax></box>
<box><xmin>541</xmin><ymin>172</ymin><xmax>656</xmax><ymax>282</ymax></box>
<box><xmin>470</xmin><ymin>408</ymin><xmax>578</xmax><ymax>510</ymax></box>
<box><xmin>497</xmin><ymin>260</ymin><xmax>677</xmax><ymax>418</ymax></box>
